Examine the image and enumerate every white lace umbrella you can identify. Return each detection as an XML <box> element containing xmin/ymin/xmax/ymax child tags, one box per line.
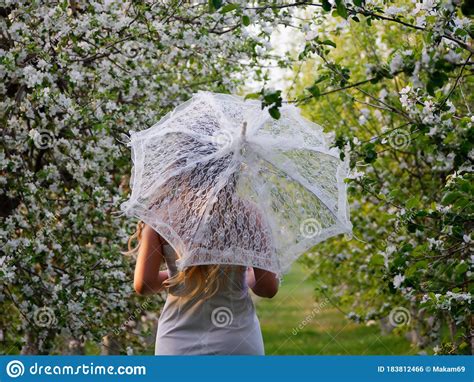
<box><xmin>120</xmin><ymin>91</ymin><xmax>352</xmax><ymax>278</ymax></box>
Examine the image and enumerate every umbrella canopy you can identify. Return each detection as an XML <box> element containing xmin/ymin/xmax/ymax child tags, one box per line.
<box><xmin>120</xmin><ymin>91</ymin><xmax>352</xmax><ymax>277</ymax></box>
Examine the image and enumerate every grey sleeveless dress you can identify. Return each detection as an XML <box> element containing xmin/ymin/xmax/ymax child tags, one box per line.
<box><xmin>155</xmin><ymin>244</ymin><xmax>265</xmax><ymax>355</ymax></box>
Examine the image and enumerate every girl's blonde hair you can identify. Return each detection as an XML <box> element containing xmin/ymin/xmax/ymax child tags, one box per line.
<box><xmin>124</xmin><ymin>221</ymin><xmax>238</xmax><ymax>301</ymax></box>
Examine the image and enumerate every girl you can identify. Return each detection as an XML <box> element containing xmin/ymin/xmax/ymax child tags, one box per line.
<box><xmin>127</xmin><ymin>215</ymin><xmax>279</xmax><ymax>355</ymax></box>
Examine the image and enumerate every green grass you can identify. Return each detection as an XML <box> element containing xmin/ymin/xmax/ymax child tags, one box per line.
<box><xmin>255</xmin><ymin>262</ymin><xmax>417</xmax><ymax>355</ymax></box>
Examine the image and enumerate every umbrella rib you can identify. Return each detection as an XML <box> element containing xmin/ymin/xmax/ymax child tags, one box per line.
<box><xmin>251</xmin><ymin>149</ymin><xmax>345</xmax><ymax>227</ymax></box>
<box><xmin>250</xmin><ymin>136</ymin><xmax>339</xmax><ymax>159</ymax></box>
<box><xmin>134</xmin><ymin>126</ymin><xmax>217</xmax><ymax>145</ymax></box>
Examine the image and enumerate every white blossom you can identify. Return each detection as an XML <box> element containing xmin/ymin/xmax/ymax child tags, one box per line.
<box><xmin>386</xmin><ymin>6</ymin><xmax>405</xmax><ymax>16</ymax></box>
<box><xmin>390</xmin><ymin>53</ymin><xmax>404</xmax><ymax>73</ymax></box>
<box><xmin>393</xmin><ymin>274</ymin><xmax>405</xmax><ymax>289</ymax></box>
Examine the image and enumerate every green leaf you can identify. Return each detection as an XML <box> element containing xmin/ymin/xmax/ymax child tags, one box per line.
<box><xmin>269</xmin><ymin>106</ymin><xmax>281</xmax><ymax>120</ymax></box>
<box><xmin>263</xmin><ymin>91</ymin><xmax>281</xmax><ymax>105</ymax></box>
<box><xmin>415</xmin><ymin>260</ymin><xmax>428</xmax><ymax>269</ymax></box>
<box><xmin>415</xmin><ymin>210</ymin><xmax>428</xmax><ymax>217</ymax></box>
<box><xmin>212</xmin><ymin>0</ymin><xmax>223</xmax><ymax>10</ymax></box>
<box><xmin>458</xmin><ymin>179</ymin><xmax>471</xmax><ymax>193</ymax></box>
<box><xmin>407</xmin><ymin>222</ymin><xmax>419</xmax><ymax>233</ymax></box>
<box><xmin>441</xmin><ymin>191</ymin><xmax>461</xmax><ymax>205</ymax></box>
<box><xmin>307</xmin><ymin>84</ymin><xmax>320</xmax><ymax>97</ymax></box>
<box><xmin>461</xmin><ymin>0</ymin><xmax>474</xmax><ymax>16</ymax></box>
<box><xmin>453</xmin><ymin>197</ymin><xmax>469</xmax><ymax>210</ymax></box>
<box><xmin>427</xmin><ymin>71</ymin><xmax>449</xmax><ymax>95</ymax></box>
<box><xmin>314</xmin><ymin>74</ymin><xmax>329</xmax><ymax>84</ymax></box>
<box><xmin>321</xmin><ymin>39</ymin><xmax>337</xmax><ymax>48</ymax></box>
<box><xmin>363</xmin><ymin>143</ymin><xmax>377</xmax><ymax>163</ymax></box>
<box><xmin>370</xmin><ymin>254</ymin><xmax>385</xmax><ymax>266</ymax></box>
<box><xmin>321</xmin><ymin>0</ymin><xmax>332</xmax><ymax>12</ymax></box>
<box><xmin>455</xmin><ymin>262</ymin><xmax>468</xmax><ymax>275</ymax></box>
<box><xmin>335</xmin><ymin>0</ymin><xmax>348</xmax><ymax>19</ymax></box>
<box><xmin>406</xmin><ymin>196</ymin><xmax>420</xmax><ymax>209</ymax></box>
<box><xmin>353</xmin><ymin>0</ymin><xmax>363</xmax><ymax>6</ymax></box>
<box><xmin>242</xmin><ymin>15</ymin><xmax>250</xmax><ymax>26</ymax></box>
<box><xmin>221</xmin><ymin>3</ymin><xmax>238</xmax><ymax>13</ymax></box>
<box><xmin>244</xmin><ymin>92</ymin><xmax>260</xmax><ymax>100</ymax></box>
<box><xmin>388</xmin><ymin>188</ymin><xmax>402</xmax><ymax>199</ymax></box>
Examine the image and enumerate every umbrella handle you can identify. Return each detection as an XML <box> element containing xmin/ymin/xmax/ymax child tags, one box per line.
<box><xmin>239</xmin><ymin>121</ymin><xmax>248</xmax><ymax>158</ymax></box>
<box><xmin>241</xmin><ymin>121</ymin><xmax>247</xmax><ymax>138</ymax></box>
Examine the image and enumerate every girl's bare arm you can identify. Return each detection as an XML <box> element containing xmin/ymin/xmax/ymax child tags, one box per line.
<box><xmin>246</xmin><ymin>266</ymin><xmax>279</xmax><ymax>298</ymax></box>
<box><xmin>133</xmin><ymin>224</ymin><xmax>169</xmax><ymax>295</ymax></box>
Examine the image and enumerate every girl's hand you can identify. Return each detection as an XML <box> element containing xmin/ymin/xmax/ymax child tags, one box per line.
<box><xmin>247</xmin><ymin>266</ymin><xmax>279</xmax><ymax>299</ymax></box>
